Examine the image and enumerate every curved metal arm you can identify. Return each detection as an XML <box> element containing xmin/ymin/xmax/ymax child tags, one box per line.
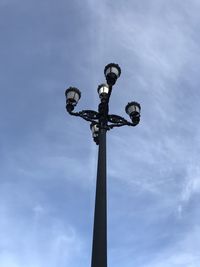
<box><xmin>68</xmin><ymin>109</ymin><xmax>100</xmax><ymax>123</ymax></box>
<box><xmin>66</xmin><ymin>103</ymin><xmax>137</xmax><ymax>130</ymax></box>
<box><xmin>107</xmin><ymin>114</ymin><xmax>135</xmax><ymax>129</ymax></box>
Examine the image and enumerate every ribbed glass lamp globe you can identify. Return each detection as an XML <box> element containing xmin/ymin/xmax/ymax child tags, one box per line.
<box><xmin>125</xmin><ymin>102</ymin><xmax>141</xmax><ymax>116</ymax></box>
<box><xmin>104</xmin><ymin>63</ymin><xmax>121</xmax><ymax>78</ymax></box>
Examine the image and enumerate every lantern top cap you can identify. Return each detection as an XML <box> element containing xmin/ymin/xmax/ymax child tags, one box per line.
<box><xmin>65</xmin><ymin>87</ymin><xmax>81</xmax><ymax>98</ymax></box>
<box><xmin>104</xmin><ymin>63</ymin><xmax>121</xmax><ymax>77</ymax></box>
<box><xmin>125</xmin><ymin>101</ymin><xmax>141</xmax><ymax>113</ymax></box>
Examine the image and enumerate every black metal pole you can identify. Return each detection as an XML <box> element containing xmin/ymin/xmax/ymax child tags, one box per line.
<box><xmin>91</xmin><ymin>126</ymin><xmax>107</xmax><ymax>267</ymax></box>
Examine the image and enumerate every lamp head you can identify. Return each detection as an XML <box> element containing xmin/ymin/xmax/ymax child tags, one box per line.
<box><xmin>125</xmin><ymin>101</ymin><xmax>141</xmax><ymax>126</ymax></box>
<box><xmin>65</xmin><ymin>87</ymin><xmax>81</xmax><ymax>112</ymax></box>
<box><xmin>104</xmin><ymin>63</ymin><xmax>121</xmax><ymax>86</ymax></box>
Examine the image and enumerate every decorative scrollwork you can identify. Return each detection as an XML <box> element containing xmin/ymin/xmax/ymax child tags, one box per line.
<box><xmin>67</xmin><ymin>107</ymin><xmax>135</xmax><ymax>129</ymax></box>
<box><xmin>108</xmin><ymin>114</ymin><xmax>127</xmax><ymax>124</ymax></box>
<box><xmin>79</xmin><ymin>110</ymin><xmax>99</xmax><ymax>120</ymax></box>
<box><xmin>107</xmin><ymin>114</ymin><xmax>134</xmax><ymax>129</ymax></box>
<box><xmin>69</xmin><ymin>109</ymin><xmax>99</xmax><ymax>123</ymax></box>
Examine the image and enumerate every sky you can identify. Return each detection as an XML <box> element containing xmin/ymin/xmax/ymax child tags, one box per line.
<box><xmin>0</xmin><ymin>0</ymin><xmax>200</xmax><ymax>266</ymax></box>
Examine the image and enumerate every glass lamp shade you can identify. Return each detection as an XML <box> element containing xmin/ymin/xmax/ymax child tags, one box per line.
<box><xmin>125</xmin><ymin>102</ymin><xmax>141</xmax><ymax>125</ymax></box>
<box><xmin>104</xmin><ymin>63</ymin><xmax>121</xmax><ymax>85</ymax></box>
<box><xmin>126</xmin><ymin>102</ymin><xmax>141</xmax><ymax>116</ymax></box>
<box><xmin>97</xmin><ymin>84</ymin><xmax>109</xmax><ymax>98</ymax></box>
<box><xmin>104</xmin><ymin>63</ymin><xmax>121</xmax><ymax>78</ymax></box>
<box><xmin>65</xmin><ymin>87</ymin><xmax>81</xmax><ymax>105</ymax></box>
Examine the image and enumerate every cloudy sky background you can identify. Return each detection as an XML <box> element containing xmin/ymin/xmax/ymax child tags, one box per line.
<box><xmin>1</xmin><ymin>0</ymin><xmax>200</xmax><ymax>266</ymax></box>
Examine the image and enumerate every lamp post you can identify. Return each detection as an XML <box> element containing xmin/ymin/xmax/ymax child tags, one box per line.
<box><xmin>65</xmin><ymin>63</ymin><xmax>141</xmax><ymax>267</ymax></box>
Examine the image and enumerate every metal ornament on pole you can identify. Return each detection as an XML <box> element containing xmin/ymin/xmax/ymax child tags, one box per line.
<box><xmin>65</xmin><ymin>63</ymin><xmax>141</xmax><ymax>267</ymax></box>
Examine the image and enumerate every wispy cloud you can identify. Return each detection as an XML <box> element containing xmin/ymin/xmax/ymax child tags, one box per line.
<box><xmin>0</xmin><ymin>200</ymin><xmax>85</xmax><ymax>267</ymax></box>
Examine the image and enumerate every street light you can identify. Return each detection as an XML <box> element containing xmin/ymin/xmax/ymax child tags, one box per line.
<box><xmin>104</xmin><ymin>63</ymin><xmax>121</xmax><ymax>86</ymax></box>
<box><xmin>97</xmin><ymin>84</ymin><xmax>110</xmax><ymax>99</ymax></box>
<box><xmin>125</xmin><ymin>101</ymin><xmax>141</xmax><ymax>126</ymax></box>
<box><xmin>65</xmin><ymin>87</ymin><xmax>81</xmax><ymax>111</ymax></box>
<box><xmin>90</xmin><ymin>123</ymin><xmax>100</xmax><ymax>145</ymax></box>
<box><xmin>65</xmin><ymin>63</ymin><xmax>141</xmax><ymax>267</ymax></box>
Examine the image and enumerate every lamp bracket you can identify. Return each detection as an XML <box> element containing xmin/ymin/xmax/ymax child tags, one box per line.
<box><xmin>68</xmin><ymin>109</ymin><xmax>99</xmax><ymax>123</ymax></box>
<box><xmin>67</xmin><ymin>106</ymin><xmax>137</xmax><ymax>129</ymax></box>
<box><xmin>107</xmin><ymin>114</ymin><xmax>135</xmax><ymax>129</ymax></box>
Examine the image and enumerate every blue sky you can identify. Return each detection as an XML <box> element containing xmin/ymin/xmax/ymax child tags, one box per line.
<box><xmin>1</xmin><ymin>0</ymin><xmax>200</xmax><ymax>266</ymax></box>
